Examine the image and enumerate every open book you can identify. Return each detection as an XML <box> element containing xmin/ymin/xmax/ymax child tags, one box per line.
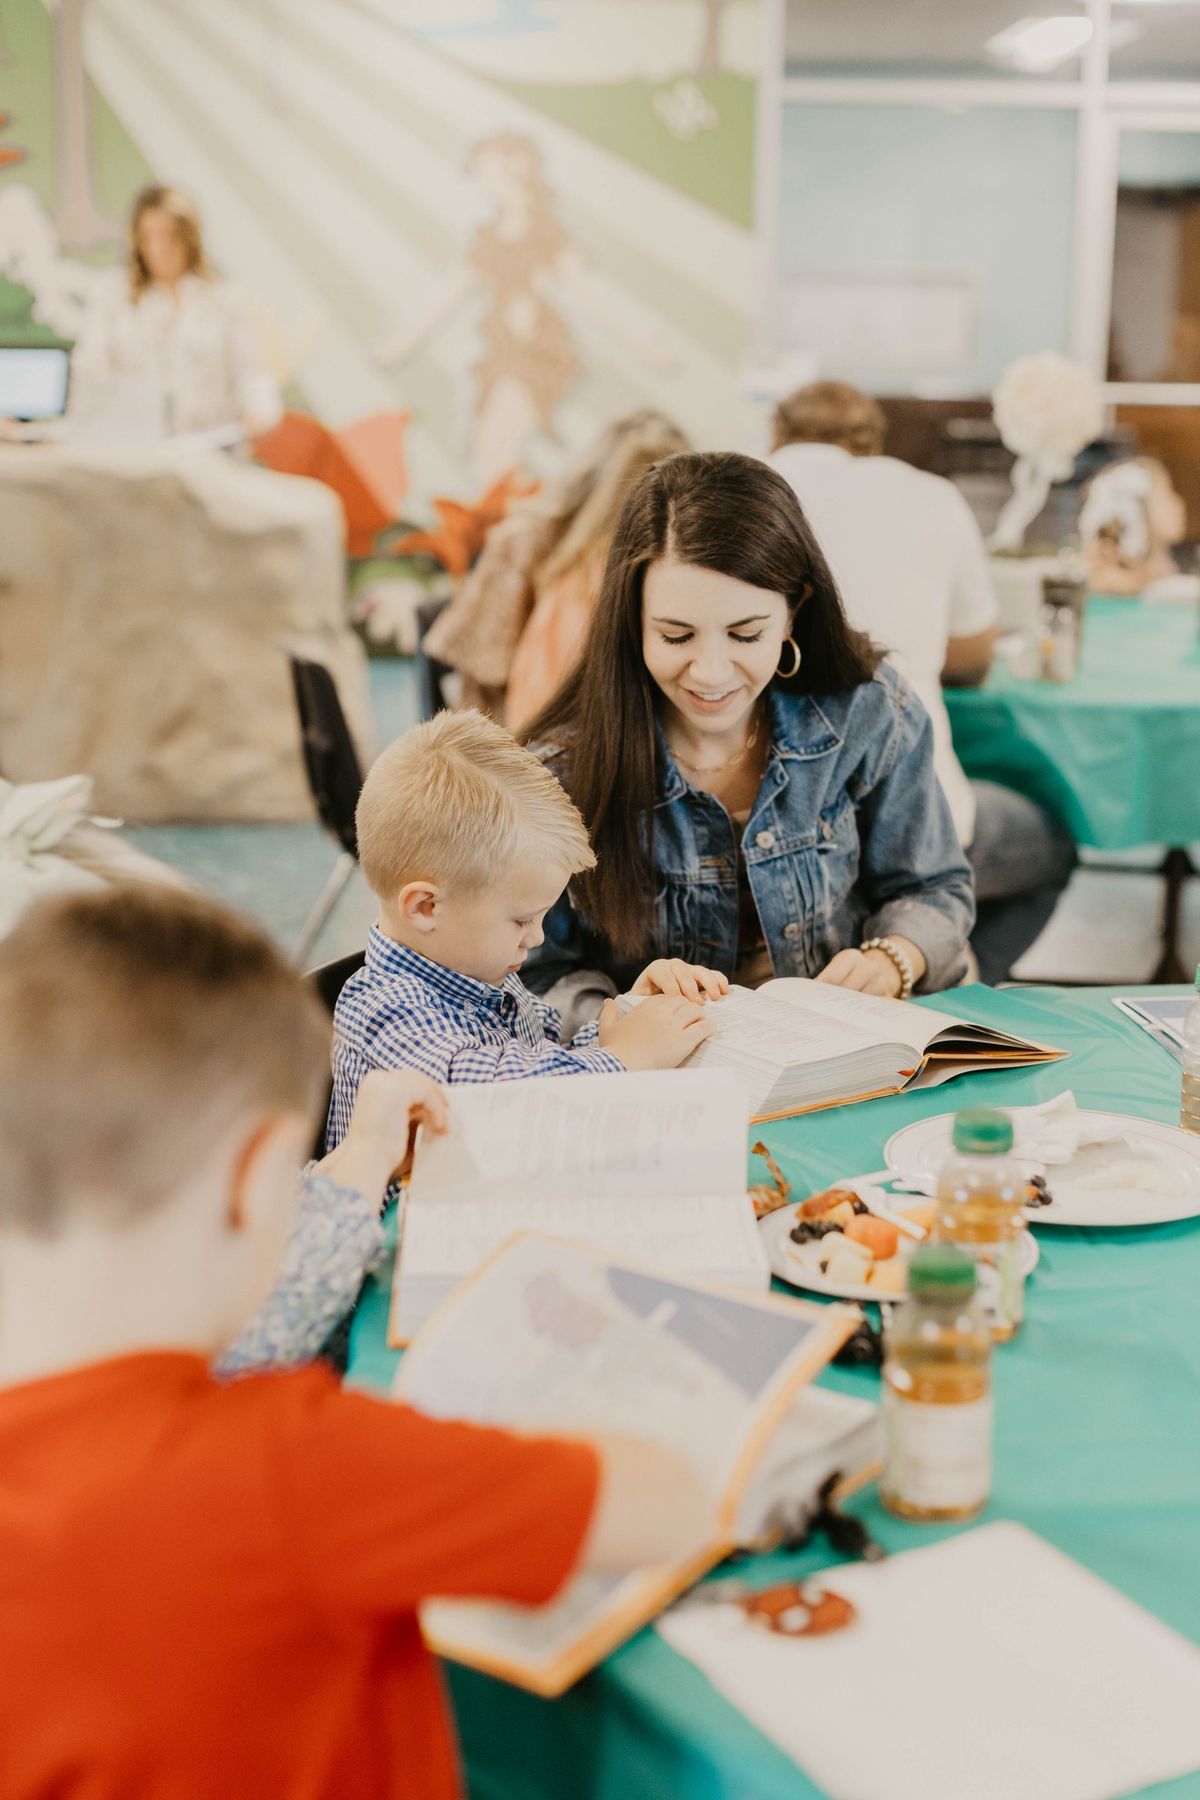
<box><xmin>389</xmin><ymin>1068</ymin><xmax>769</xmax><ymax>1345</ymax></box>
<box><xmin>396</xmin><ymin>1233</ymin><xmax>866</xmax><ymax>1695</ymax></box>
<box><xmin>619</xmin><ymin>978</ymin><xmax>1064</xmax><ymax>1122</ymax></box>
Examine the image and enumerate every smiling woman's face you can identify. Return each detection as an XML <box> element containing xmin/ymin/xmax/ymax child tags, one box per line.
<box><xmin>641</xmin><ymin>557</ymin><xmax>791</xmax><ymax>739</ymax></box>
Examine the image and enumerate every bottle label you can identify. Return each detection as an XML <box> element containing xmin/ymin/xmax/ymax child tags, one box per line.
<box><xmin>977</xmin><ymin>1237</ymin><xmax>1024</xmax><ymax>1335</ymax></box>
<box><xmin>945</xmin><ymin>1239</ymin><xmax>1024</xmax><ymax>1335</ymax></box>
<box><xmin>883</xmin><ymin>1389</ymin><xmax>992</xmax><ymax>1513</ymax></box>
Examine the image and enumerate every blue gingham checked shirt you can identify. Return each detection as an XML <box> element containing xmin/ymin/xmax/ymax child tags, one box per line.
<box><xmin>325</xmin><ymin>926</ymin><xmax>623</xmax><ymax>1150</ymax></box>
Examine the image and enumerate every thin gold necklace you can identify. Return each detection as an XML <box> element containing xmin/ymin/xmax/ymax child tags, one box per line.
<box><xmin>670</xmin><ymin>719</ymin><xmax>760</xmax><ymax>777</ymax></box>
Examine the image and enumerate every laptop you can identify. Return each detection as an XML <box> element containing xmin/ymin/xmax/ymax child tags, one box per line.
<box><xmin>0</xmin><ymin>343</ymin><xmax>70</xmax><ymax>422</ymax></box>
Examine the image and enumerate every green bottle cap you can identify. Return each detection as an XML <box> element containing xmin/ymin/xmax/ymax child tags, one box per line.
<box><xmin>907</xmin><ymin>1244</ymin><xmax>977</xmax><ymax>1299</ymax></box>
<box><xmin>952</xmin><ymin>1106</ymin><xmax>1014</xmax><ymax>1155</ymax></box>
<box><xmin>1194</xmin><ymin>962</ymin><xmax>1200</xmax><ymax>993</ymax></box>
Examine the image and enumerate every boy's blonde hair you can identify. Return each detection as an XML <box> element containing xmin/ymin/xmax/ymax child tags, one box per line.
<box><xmin>0</xmin><ymin>886</ymin><xmax>330</xmax><ymax>1237</ymax></box>
<box><xmin>357</xmin><ymin>709</ymin><xmax>595</xmax><ymax>901</ymax></box>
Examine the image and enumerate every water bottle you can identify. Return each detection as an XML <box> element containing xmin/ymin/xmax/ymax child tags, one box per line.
<box><xmin>1182</xmin><ymin>964</ymin><xmax>1200</xmax><ymax>1135</ymax></box>
<box><xmin>882</xmin><ymin>1245</ymin><xmax>992</xmax><ymax>1523</ymax></box>
<box><xmin>935</xmin><ymin>1107</ymin><xmax>1026</xmax><ymax>1342</ymax></box>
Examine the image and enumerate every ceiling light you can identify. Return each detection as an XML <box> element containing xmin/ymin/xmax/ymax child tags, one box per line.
<box><xmin>985</xmin><ymin>15</ymin><xmax>1093</xmax><ymax>72</ymax></box>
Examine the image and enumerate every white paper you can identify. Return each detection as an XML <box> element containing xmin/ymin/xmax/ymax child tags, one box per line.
<box><xmin>399</xmin><ymin>1190</ymin><xmax>764</xmax><ymax>1283</ymax></box>
<box><xmin>660</xmin><ymin>1522</ymin><xmax>1200</xmax><ymax>1800</ymax></box>
<box><xmin>410</xmin><ymin>1068</ymin><xmax>746</xmax><ymax>1203</ymax></box>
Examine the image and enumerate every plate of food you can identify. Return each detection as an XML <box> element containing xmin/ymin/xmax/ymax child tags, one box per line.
<box><xmin>760</xmin><ymin>1176</ymin><xmax>1038</xmax><ymax>1303</ymax></box>
<box><xmin>883</xmin><ymin>1109</ymin><xmax>1200</xmax><ymax>1228</ymax></box>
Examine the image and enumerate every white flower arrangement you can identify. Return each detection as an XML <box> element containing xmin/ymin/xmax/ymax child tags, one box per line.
<box><xmin>989</xmin><ymin>352</ymin><xmax>1105</xmax><ymax>551</ymax></box>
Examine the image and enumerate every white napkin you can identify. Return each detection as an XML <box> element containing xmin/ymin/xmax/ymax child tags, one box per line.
<box><xmin>0</xmin><ymin>776</ymin><xmax>113</xmax><ymax>938</ymax></box>
<box><xmin>1009</xmin><ymin>1092</ymin><xmax>1114</xmax><ymax>1164</ymax></box>
<box><xmin>659</xmin><ymin>1522</ymin><xmax>1200</xmax><ymax>1800</ymax></box>
<box><xmin>1007</xmin><ymin>1094</ymin><xmax>1184</xmax><ymax>1198</ymax></box>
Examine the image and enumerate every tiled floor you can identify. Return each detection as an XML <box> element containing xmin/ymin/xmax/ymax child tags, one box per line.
<box><xmin>123</xmin><ymin>659</ymin><xmax>1200</xmax><ymax>987</ymax></box>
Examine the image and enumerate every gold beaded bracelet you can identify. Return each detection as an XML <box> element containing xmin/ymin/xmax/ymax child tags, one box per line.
<box><xmin>859</xmin><ymin>935</ymin><xmax>915</xmax><ymax>1001</ymax></box>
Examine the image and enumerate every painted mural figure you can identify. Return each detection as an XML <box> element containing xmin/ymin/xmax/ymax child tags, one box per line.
<box><xmin>377</xmin><ymin>132</ymin><xmax>672</xmax><ymax>485</ymax></box>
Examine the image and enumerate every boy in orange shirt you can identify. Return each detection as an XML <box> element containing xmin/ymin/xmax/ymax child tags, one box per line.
<box><xmin>0</xmin><ymin>887</ymin><xmax>711</xmax><ymax>1800</ymax></box>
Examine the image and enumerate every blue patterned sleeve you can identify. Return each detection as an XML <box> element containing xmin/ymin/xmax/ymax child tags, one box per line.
<box><xmin>215</xmin><ymin>1167</ymin><xmax>383</xmax><ymax>1376</ymax></box>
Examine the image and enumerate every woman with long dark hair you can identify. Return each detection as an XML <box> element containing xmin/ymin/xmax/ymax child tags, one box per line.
<box><xmin>521</xmin><ymin>451</ymin><xmax>973</xmax><ymax>1011</ymax></box>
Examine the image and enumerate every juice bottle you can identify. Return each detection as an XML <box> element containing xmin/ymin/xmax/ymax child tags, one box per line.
<box><xmin>935</xmin><ymin>1107</ymin><xmax>1026</xmax><ymax>1342</ymax></box>
<box><xmin>881</xmin><ymin>1245</ymin><xmax>992</xmax><ymax>1522</ymax></box>
<box><xmin>1180</xmin><ymin>964</ymin><xmax>1200</xmax><ymax>1135</ymax></box>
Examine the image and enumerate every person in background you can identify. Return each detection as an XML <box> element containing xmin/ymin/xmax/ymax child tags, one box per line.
<box><xmin>424</xmin><ymin>410</ymin><xmax>689</xmax><ymax>728</ymax></box>
<box><xmin>70</xmin><ymin>185</ymin><xmax>282</xmax><ymax>440</ymax></box>
<box><xmin>0</xmin><ymin>885</ymin><xmax>712</xmax><ymax>1800</ymax></box>
<box><xmin>769</xmin><ymin>381</ymin><xmax>1075</xmax><ymax>985</ymax></box>
<box><xmin>521</xmin><ymin>451</ymin><xmax>974</xmax><ymax>1022</ymax></box>
<box><xmin>1079</xmin><ymin>456</ymin><xmax>1189</xmax><ymax>597</ymax></box>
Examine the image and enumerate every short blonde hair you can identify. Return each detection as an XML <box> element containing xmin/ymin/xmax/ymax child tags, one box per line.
<box><xmin>0</xmin><ymin>886</ymin><xmax>330</xmax><ymax>1237</ymax></box>
<box><xmin>772</xmin><ymin>381</ymin><xmax>887</xmax><ymax>458</ymax></box>
<box><xmin>357</xmin><ymin>709</ymin><xmax>595</xmax><ymax>901</ymax></box>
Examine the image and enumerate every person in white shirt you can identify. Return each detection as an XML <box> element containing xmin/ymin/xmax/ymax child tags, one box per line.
<box><xmin>769</xmin><ymin>381</ymin><xmax>1074</xmax><ymax>984</ymax></box>
<box><xmin>70</xmin><ymin>185</ymin><xmax>281</xmax><ymax>441</ymax></box>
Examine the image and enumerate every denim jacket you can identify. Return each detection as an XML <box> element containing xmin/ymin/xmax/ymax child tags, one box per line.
<box><xmin>529</xmin><ymin>665</ymin><xmax>974</xmax><ymax>997</ymax></box>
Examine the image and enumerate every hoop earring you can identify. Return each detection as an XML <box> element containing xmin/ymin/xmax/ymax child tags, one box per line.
<box><xmin>777</xmin><ymin>636</ymin><xmax>801</xmax><ymax>680</ymax></box>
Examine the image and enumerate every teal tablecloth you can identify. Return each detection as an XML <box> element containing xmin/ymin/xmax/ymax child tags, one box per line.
<box><xmin>945</xmin><ymin>598</ymin><xmax>1200</xmax><ymax>849</ymax></box>
<box><xmin>348</xmin><ymin>985</ymin><xmax>1200</xmax><ymax>1800</ymax></box>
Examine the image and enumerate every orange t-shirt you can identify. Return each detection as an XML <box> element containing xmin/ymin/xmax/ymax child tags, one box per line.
<box><xmin>0</xmin><ymin>1353</ymin><xmax>598</xmax><ymax>1800</ymax></box>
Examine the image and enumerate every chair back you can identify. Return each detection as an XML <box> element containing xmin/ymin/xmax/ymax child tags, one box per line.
<box><xmin>415</xmin><ymin>595</ymin><xmax>455</xmax><ymax>721</ymax></box>
<box><xmin>308</xmin><ymin>947</ymin><xmax>367</xmax><ymax>1017</ymax></box>
<box><xmin>288</xmin><ymin>654</ymin><xmax>364</xmax><ymax>856</ymax></box>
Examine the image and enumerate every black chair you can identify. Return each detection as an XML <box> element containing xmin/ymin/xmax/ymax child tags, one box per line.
<box><xmin>308</xmin><ymin>948</ymin><xmax>366</xmax><ymax>1017</ymax></box>
<box><xmin>287</xmin><ymin>653</ymin><xmax>365</xmax><ymax>961</ymax></box>
<box><xmin>305</xmin><ymin>947</ymin><xmax>366</xmax><ymax>1159</ymax></box>
<box><xmin>306</xmin><ymin>946</ymin><xmax>369</xmax><ymax>1376</ymax></box>
<box><xmin>414</xmin><ymin>594</ymin><xmax>455</xmax><ymax>720</ymax></box>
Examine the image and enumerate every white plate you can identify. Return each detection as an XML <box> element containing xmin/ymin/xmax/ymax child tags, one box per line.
<box><xmin>761</xmin><ymin>1185</ymin><xmax>1039</xmax><ymax>1303</ymax></box>
<box><xmin>884</xmin><ymin>1109</ymin><xmax>1200</xmax><ymax>1228</ymax></box>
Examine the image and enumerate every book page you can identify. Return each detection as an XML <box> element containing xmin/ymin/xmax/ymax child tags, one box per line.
<box><xmin>403</xmin><ymin>1236</ymin><xmax>854</xmax><ymax>1693</ymax></box>
<box><xmin>399</xmin><ymin>1190</ymin><xmax>765</xmax><ymax>1284</ymax></box>
<box><xmin>761</xmin><ymin>978</ymin><xmax>950</xmax><ymax>1054</ymax></box>
<box><xmin>410</xmin><ymin>1069</ymin><xmax>746</xmax><ymax>1206</ymax></box>
<box><xmin>398</xmin><ymin>1235</ymin><xmax>840</xmax><ymax>1504</ymax></box>
<box><xmin>618</xmin><ymin>987</ymin><xmax>884</xmax><ymax>1108</ymax></box>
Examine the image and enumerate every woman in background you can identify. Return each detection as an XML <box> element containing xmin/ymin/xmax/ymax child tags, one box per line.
<box><xmin>70</xmin><ymin>185</ymin><xmax>281</xmax><ymax>440</ymax></box>
<box><xmin>424</xmin><ymin>410</ymin><xmax>688</xmax><ymax>727</ymax></box>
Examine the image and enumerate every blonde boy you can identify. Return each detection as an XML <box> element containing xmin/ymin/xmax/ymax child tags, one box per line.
<box><xmin>0</xmin><ymin>887</ymin><xmax>710</xmax><ymax>1800</ymax></box>
<box><xmin>328</xmin><ymin>710</ymin><xmax>725</xmax><ymax>1148</ymax></box>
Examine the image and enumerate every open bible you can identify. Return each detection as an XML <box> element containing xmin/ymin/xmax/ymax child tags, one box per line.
<box><xmin>388</xmin><ymin>1068</ymin><xmax>769</xmax><ymax>1345</ymax></box>
<box><xmin>619</xmin><ymin>979</ymin><xmax>1064</xmax><ymax>1122</ymax></box>
<box><xmin>396</xmin><ymin>1233</ymin><xmax>867</xmax><ymax>1695</ymax></box>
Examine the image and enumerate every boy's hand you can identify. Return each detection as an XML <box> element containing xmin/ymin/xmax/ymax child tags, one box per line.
<box><xmin>631</xmin><ymin>959</ymin><xmax>729</xmax><ymax>1003</ymax></box>
<box><xmin>316</xmin><ymin>1070</ymin><xmax>449</xmax><ymax>1201</ymax></box>
<box><xmin>597</xmin><ymin>995</ymin><xmax>713</xmax><ymax>1071</ymax></box>
<box><xmin>579</xmin><ymin>1432</ymin><xmax>714</xmax><ymax>1574</ymax></box>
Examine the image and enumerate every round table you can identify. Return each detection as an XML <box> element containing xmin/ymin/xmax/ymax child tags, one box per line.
<box><xmin>945</xmin><ymin>597</ymin><xmax>1200</xmax><ymax>978</ymax></box>
<box><xmin>348</xmin><ymin>984</ymin><xmax>1200</xmax><ymax>1800</ymax></box>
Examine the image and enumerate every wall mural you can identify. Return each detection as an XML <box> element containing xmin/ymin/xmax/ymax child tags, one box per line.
<box><xmin>0</xmin><ymin>0</ymin><xmax>762</xmax><ymax>502</ymax></box>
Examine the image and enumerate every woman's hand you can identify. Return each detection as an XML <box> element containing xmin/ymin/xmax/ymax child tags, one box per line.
<box><xmin>815</xmin><ymin>937</ymin><xmax>926</xmax><ymax>998</ymax></box>
<box><xmin>316</xmin><ymin>1070</ymin><xmax>449</xmax><ymax>1202</ymax></box>
<box><xmin>631</xmin><ymin>959</ymin><xmax>730</xmax><ymax>1003</ymax></box>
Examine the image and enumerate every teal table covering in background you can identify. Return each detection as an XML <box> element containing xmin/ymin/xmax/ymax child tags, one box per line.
<box><xmin>945</xmin><ymin>598</ymin><xmax>1200</xmax><ymax>849</ymax></box>
<box><xmin>348</xmin><ymin>985</ymin><xmax>1200</xmax><ymax>1800</ymax></box>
